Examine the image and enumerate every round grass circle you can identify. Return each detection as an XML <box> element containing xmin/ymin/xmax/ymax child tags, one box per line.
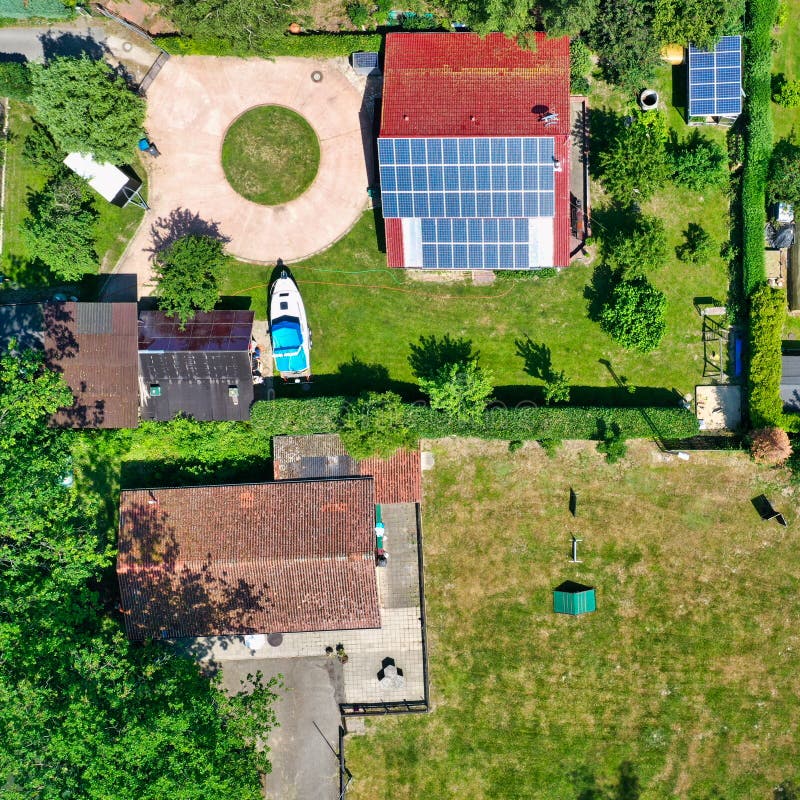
<box><xmin>221</xmin><ymin>105</ymin><xmax>320</xmax><ymax>205</ymax></box>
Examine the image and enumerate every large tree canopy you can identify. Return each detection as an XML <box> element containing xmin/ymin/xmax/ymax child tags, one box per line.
<box><xmin>30</xmin><ymin>56</ymin><xmax>145</xmax><ymax>163</ymax></box>
<box><xmin>0</xmin><ymin>346</ymin><xmax>279</xmax><ymax>799</ymax></box>
<box><xmin>154</xmin><ymin>234</ymin><xmax>227</xmax><ymax>324</ymax></box>
<box><xmin>22</xmin><ymin>171</ymin><xmax>99</xmax><ymax>280</ymax></box>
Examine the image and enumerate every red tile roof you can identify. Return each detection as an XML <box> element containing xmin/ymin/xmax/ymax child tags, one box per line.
<box><xmin>44</xmin><ymin>302</ymin><xmax>139</xmax><ymax>428</ymax></box>
<box><xmin>117</xmin><ymin>478</ymin><xmax>381</xmax><ymax>639</ymax></box>
<box><xmin>385</xmin><ymin>218</ymin><xmax>405</xmax><ymax>268</ymax></box>
<box><xmin>380</xmin><ymin>33</ymin><xmax>571</xmax><ymax>138</ymax></box>
<box><xmin>360</xmin><ymin>450</ymin><xmax>421</xmax><ymax>504</ymax></box>
<box><xmin>272</xmin><ymin>435</ymin><xmax>422</xmax><ymax>504</ymax></box>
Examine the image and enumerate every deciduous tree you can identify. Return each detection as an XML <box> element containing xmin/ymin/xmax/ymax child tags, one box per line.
<box><xmin>30</xmin><ymin>56</ymin><xmax>144</xmax><ymax>163</ymax></box>
<box><xmin>154</xmin><ymin>234</ymin><xmax>227</xmax><ymax>325</ymax></box>
<box><xmin>599</xmin><ymin>275</ymin><xmax>667</xmax><ymax>352</ymax></box>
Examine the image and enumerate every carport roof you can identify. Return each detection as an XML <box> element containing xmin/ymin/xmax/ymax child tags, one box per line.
<box><xmin>117</xmin><ymin>478</ymin><xmax>381</xmax><ymax>640</ymax></box>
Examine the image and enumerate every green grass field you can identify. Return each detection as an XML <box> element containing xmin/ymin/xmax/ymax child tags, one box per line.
<box><xmin>1</xmin><ymin>100</ymin><xmax>146</xmax><ymax>284</ymax></box>
<box><xmin>221</xmin><ymin>62</ymin><xmax>730</xmax><ymax>404</ymax></box>
<box><xmin>346</xmin><ymin>440</ymin><xmax>800</xmax><ymax>799</ymax></box>
<box><xmin>221</xmin><ymin>105</ymin><xmax>320</xmax><ymax>205</ymax></box>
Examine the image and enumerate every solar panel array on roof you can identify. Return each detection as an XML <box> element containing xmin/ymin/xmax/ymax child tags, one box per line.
<box><xmin>379</xmin><ymin>136</ymin><xmax>555</xmax><ymax>219</ymax></box>
<box><xmin>138</xmin><ymin>310</ymin><xmax>254</xmax><ymax>353</ymax></box>
<box><xmin>379</xmin><ymin>135</ymin><xmax>556</xmax><ymax>269</ymax></box>
<box><xmin>688</xmin><ymin>36</ymin><xmax>742</xmax><ymax>117</ymax></box>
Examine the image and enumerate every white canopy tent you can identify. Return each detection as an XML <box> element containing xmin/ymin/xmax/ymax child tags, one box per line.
<box><xmin>63</xmin><ymin>152</ymin><xmax>148</xmax><ymax>209</ymax></box>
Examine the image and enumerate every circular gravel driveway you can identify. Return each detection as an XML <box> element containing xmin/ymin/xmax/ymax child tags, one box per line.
<box><xmin>118</xmin><ymin>56</ymin><xmax>370</xmax><ymax>294</ymax></box>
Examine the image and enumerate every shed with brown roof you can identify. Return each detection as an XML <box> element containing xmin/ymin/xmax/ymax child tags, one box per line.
<box><xmin>272</xmin><ymin>434</ymin><xmax>422</xmax><ymax>504</ymax></box>
<box><xmin>117</xmin><ymin>478</ymin><xmax>381</xmax><ymax>640</ymax></box>
<box><xmin>0</xmin><ymin>301</ymin><xmax>138</xmax><ymax>428</ymax></box>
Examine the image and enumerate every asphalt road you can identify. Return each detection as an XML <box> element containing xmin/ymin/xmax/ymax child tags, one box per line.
<box><xmin>0</xmin><ymin>20</ymin><xmax>107</xmax><ymax>63</ymax></box>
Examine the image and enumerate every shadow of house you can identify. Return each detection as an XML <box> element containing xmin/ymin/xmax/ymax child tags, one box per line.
<box><xmin>138</xmin><ymin>309</ymin><xmax>255</xmax><ymax>422</ymax></box>
<box><xmin>0</xmin><ymin>300</ymin><xmax>138</xmax><ymax>428</ymax></box>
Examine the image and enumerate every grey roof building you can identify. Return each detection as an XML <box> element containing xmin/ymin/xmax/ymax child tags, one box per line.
<box><xmin>781</xmin><ymin>351</ymin><xmax>800</xmax><ymax>412</ymax></box>
<box><xmin>138</xmin><ymin>310</ymin><xmax>255</xmax><ymax>422</ymax></box>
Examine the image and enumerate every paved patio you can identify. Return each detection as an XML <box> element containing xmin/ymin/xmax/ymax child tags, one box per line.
<box><xmin>190</xmin><ymin>503</ymin><xmax>426</xmax><ymax>707</ymax></box>
<box><xmin>116</xmin><ymin>56</ymin><xmax>372</xmax><ymax>295</ymax></box>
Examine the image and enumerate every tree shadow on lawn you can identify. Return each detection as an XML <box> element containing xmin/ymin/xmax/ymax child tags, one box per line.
<box><xmin>514</xmin><ymin>334</ymin><xmax>552</xmax><ymax>379</ymax></box>
<box><xmin>492</xmin><ymin>383</ymin><xmax>677</xmax><ymax>407</ymax></box>
<box><xmin>408</xmin><ymin>333</ymin><xmax>476</xmax><ymax>381</ymax></box>
<box><xmin>147</xmin><ymin>207</ymin><xmax>231</xmax><ymax>258</ymax></box>
<box><xmin>571</xmin><ymin>761</ymin><xmax>641</xmax><ymax>800</ymax></box>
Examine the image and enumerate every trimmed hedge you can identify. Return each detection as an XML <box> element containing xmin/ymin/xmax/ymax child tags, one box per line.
<box><xmin>748</xmin><ymin>284</ymin><xmax>785</xmax><ymax>428</ymax></box>
<box><xmin>741</xmin><ymin>0</ymin><xmax>779</xmax><ymax>295</ymax></box>
<box><xmin>157</xmin><ymin>32</ymin><xmax>384</xmax><ymax>58</ymax></box>
<box><xmin>249</xmin><ymin>397</ymin><xmax>699</xmax><ymax>444</ymax></box>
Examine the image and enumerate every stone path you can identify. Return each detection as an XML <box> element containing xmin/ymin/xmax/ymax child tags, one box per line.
<box><xmin>115</xmin><ymin>56</ymin><xmax>372</xmax><ymax>296</ymax></box>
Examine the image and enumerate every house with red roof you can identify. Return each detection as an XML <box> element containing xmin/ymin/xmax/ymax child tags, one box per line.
<box><xmin>378</xmin><ymin>32</ymin><xmax>572</xmax><ymax>270</ymax></box>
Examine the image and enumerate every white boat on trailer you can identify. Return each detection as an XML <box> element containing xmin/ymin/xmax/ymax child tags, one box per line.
<box><xmin>269</xmin><ymin>270</ymin><xmax>312</xmax><ymax>382</ymax></box>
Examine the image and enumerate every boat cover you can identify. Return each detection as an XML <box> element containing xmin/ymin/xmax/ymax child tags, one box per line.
<box><xmin>272</xmin><ymin>318</ymin><xmax>308</xmax><ymax>373</ymax></box>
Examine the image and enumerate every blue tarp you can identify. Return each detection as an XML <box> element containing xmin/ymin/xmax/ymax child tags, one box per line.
<box><xmin>272</xmin><ymin>319</ymin><xmax>307</xmax><ymax>373</ymax></box>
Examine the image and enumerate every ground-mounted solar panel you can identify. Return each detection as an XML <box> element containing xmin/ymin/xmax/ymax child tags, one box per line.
<box><xmin>351</xmin><ymin>51</ymin><xmax>380</xmax><ymax>75</ymax></box>
<box><xmin>378</xmin><ymin>136</ymin><xmax>557</xmax><ymax>221</ymax></box>
<box><xmin>687</xmin><ymin>35</ymin><xmax>742</xmax><ymax>117</ymax></box>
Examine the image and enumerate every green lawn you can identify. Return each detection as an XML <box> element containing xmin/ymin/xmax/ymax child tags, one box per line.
<box><xmin>346</xmin><ymin>439</ymin><xmax>800</xmax><ymax>799</ymax></box>
<box><xmin>223</xmin><ymin>198</ymin><xmax>728</xmax><ymax>405</ymax></box>
<box><xmin>219</xmin><ymin>60</ymin><xmax>729</xmax><ymax>404</ymax></box>
<box><xmin>772</xmin><ymin>3</ymin><xmax>800</xmax><ymax>142</ymax></box>
<box><xmin>221</xmin><ymin>105</ymin><xmax>320</xmax><ymax>205</ymax></box>
<box><xmin>1</xmin><ymin>100</ymin><xmax>146</xmax><ymax>285</ymax></box>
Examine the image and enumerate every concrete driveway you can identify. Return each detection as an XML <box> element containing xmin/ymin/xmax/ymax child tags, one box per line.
<box><xmin>219</xmin><ymin>656</ymin><xmax>344</xmax><ymax>800</ymax></box>
<box><xmin>117</xmin><ymin>56</ymin><xmax>371</xmax><ymax>295</ymax></box>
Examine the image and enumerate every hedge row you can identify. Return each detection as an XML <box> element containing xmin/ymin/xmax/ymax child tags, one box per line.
<box><xmin>748</xmin><ymin>283</ymin><xmax>785</xmax><ymax>428</ymax></box>
<box><xmin>156</xmin><ymin>32</ymin><xmax>384</xmax><ymax>58</ymax></box>
<box><xmin>250</xmin><ymin>397</ymin><xmax>699</xmax><ymax>442</ymax></box>
<box><xmin>741</xmin><ymin>0</ymin><xmax>779</xmax><ymax>295</ymax></box>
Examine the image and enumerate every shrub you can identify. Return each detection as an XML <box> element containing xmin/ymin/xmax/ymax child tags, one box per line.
<box><xmin>538</xmin><ymin>437</ymin><xmax>562</xmax><ymax>458</ymax></box>
<box><xmin>750</xmin><ymin>426</ymin><xmax>792</xmax><ymax>463</ymax></box>
<box><xmin>767</xmin><ymin>137</ymin><xmax>800</xmax><ymax>207</ymax></box>
<box><xmin>339</xmin><ymin>391</ymin><xmax>416</xmax><ymax>458</ymax></box>
<box><xmin>346</xmin><ymin>1</ymin><xmax>370</xmax><ymax>27</ymax></box>
<box><xmin>419</xmin><ymin>360</ymin><xmax>495</xmax><ymax>422</ymax></box>
<box><xmin>599</xmin><ymin>276</ymin><xmax>667</xmax><ymax>352</ymax></box>
<box><xmin>570</xmin><ymin>38</ymin><xmax>593</xmax><ymax>94</ymax></box>
<box><xmin>0</xmin><ymin>61</ymin><xmax>31</xmax><ymax>100</ymax></box>
<box><xmin>748</xmin><ymin>283</ymin><xmax>785</xmax><ymax>428</ymax></box>
<box><xmin>543</xmin><ymin>369</ymin><xmax>571</xmax><ymax>405</ymax></box>
<box><xmin>670</xmin><ymin>131</ymin><xmax>728</xmax><ymax>191</ymax></box>
<box><xmin>249</xmin><ymin>397</ymin><xmax>699</xmax><ymax>443</ymax></box>
<box><xmin>603</xmin><ymin>214</ymin><xmax>667</xmax><ymax>277</ymax></box>
<box><xmin>676</xmin><ymin>223</ymin><xmax>716</xmax><ymax>264</ymax></box>
<box><xmin>772</xmin><ymin>74</ymin><xmax>800</xmax><ymax>107</ymax></box>
<box><xmin>742</xmin><ymin>0</ymin><xmax>780</xmax><ymax>294</ymax></box>
<box><xmin>597</xmin><ymin>421</ymin><xmax>627</xmax><ymax>463</ymax></box>
<box><xmin>596</xmin><ymin>111</ymin><xmax>670</xmax><ymax>203</ymax></box>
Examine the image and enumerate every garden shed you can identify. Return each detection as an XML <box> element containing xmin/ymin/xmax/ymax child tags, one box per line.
<box><xmin>63</xmin><ymin>152</ymin><xmax>147</xmax><ymax>208</ymax></box>
<box><xmin>553</xmin><ymin>581</ymin><xmax>596</xmax><ymax>615</ymax></box>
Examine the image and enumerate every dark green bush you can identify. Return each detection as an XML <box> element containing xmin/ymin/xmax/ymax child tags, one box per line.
<box><xmin>742</xmin><ymin>0</ymin><xmax>779</xmax><ymax>295</ymax></box>
<box><xmin>249</xmin><ymin>397</ymin><xmax>699</xmax><ymax>450</ymax></box>
<box><xmin>0</xmin><ymin>61</ymin><xmax>31</xmax><ymax>100</ymax></box>
<box><xmin>599</xmin><ymin>275</ymin><xmax>667</xmax><ymax>352</ymax></box>
<box><xmin>602</xmin><ymin>213</ymin><xmax>667</xmax><ymax>277</ymax></box>
<box><xmin>767</xmin><ymin>136</ymin><xmax>800</xmax><ymax>207</ymax></box>
<box><xmin>748</xmin><ymin>283</ymin><xmax>785</xmax><ymax>428</ymax></box>
<box><xmin>346</xmin><ymin>2</ymin><xmax>370</xmax><ymax>27</ymax></box>
<box><xmin>596</xmin><ymin>420</ymin><xmax>627</xmax><ymax>463</ymax></box>
<box><xmin>22</xmin><ymin>121</ymin><xmax>63</xmax><ymax>168</ymax></box>
<box><xmin>570</xmin><ymin>38</ymin><xmax>592</xmax><ymax>94</ymax></box>
<box><xmin>339</xmin><ymin>391</ymin><xmax>416</xmax><ymax>458</ymax></box>
<box><xmin>157</xmin><ymin>32</ymin><xmax>384</xmax><ymax>58</ymax></box>
<box><xmin>670</xmin><ymin>130</ymin><xmax>728</xmax><ymax>192</ymax></box>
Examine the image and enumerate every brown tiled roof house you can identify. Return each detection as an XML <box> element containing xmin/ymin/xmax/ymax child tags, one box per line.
<box><xmin>0</xmin><ymin>301</ymin><xmax>139</xmax><ymax>428</ymax></box>
<box><xmin>118</xmin><ymin>477</ymin><xmax>381</xmax><ymax>640</ymax></box>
